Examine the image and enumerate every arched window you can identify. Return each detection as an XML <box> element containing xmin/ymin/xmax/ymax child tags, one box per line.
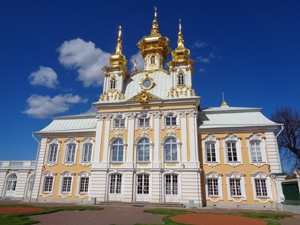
<box><xmin>178</xmin><ymin>73</ymin><xmax>184</xmax><ymax>85</ymax></box>
<box><xmin>165</xmin><ymin>138</ymin><xmax>178</xmax><ymax>162</ymax></box>
<box><xmin>111</xmin><ymin>139</ymin><xmax>124</xmax><ymax>162</ymax></box>
<box><xmin>5</xmin><ymin>174</ymin><xmax>17</xmax><ymax>196</ymax></box>
<box><xmin>137</xmin><ymin>138</ymin><xmax>150</xmax><ymax>162</ymax></box>
<box><xmin>151</xmin><ymin>56</ymin><xmax>155</xmax><ymax>64</ymax></box>
<box><xmin>110</xmin><ymin>78</ymin><xmax>116</xmax><ymax>89</ymax></box>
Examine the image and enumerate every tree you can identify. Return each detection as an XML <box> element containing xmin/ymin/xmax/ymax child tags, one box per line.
<box><xmin>271</xmin><ymin>106</ymin><xmax>300</xmax><ymax>170</ymax></box>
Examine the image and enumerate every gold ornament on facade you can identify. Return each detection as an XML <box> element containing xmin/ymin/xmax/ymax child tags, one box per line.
<box><xmin>129</xmin><ymin>90</ymin><xmax>160</xmax><ymax>104</ymax></box>
<box><xmin>139</xmin><ymin>74</ymin><xmax>155</xmax><ymax>90</ymax></box>
<box><xmin>221</xmin><ymin>92</ymin><xmax>228</xmax><ymax>106</ymax></box>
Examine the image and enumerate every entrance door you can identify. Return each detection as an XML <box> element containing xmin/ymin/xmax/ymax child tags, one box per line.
<box><xmin>5</xmin><ymin>174</ymin><xmax>17</xmax><ymax>197</ymax></box>
<box><xmin>165</xmin><ymin>174</ymin><xmax>179</xmax><ymax>202</ymax></box>
<box><xmin>25</xmin><ymin>176</ymin><xmax>34</xmax><ymax>199</ymax></box>
<box><xmin>108</xmin><ymin>174</ymin><xmax>122</xmax><ymax>201</ymax></box>
<box><xmin>136</xmin><ymin>174</ymin><xmax>150</xmax><ymax>201</ymax></box>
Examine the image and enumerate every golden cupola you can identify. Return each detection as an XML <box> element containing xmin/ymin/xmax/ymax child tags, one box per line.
<box><xmin>137</xmin><ymin>7</ymin><xmax>171</xmax><ymax>70</ymax></box>
<box><xmin>107</xmin><ymin>26</ymin><xmax>128</xmax><ymax>71</ymax></box>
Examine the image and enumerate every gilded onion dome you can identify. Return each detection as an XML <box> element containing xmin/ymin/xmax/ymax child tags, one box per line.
<box><xmin>137</xmin><ymin>7</ymin><xmax>171</xmax><ymax>63</ymax></box>
<box><xmin>167</xmin><ymin>19</ymin><xmax>195</xmax><ymax>68</ymax></box>
<box><xmin>106</xmin><ymin>26</ymin><xmax>128</xmax><ymax>71</ymax></box>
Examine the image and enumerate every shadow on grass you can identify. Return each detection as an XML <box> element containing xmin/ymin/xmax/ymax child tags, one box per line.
<box><xmin>0</xmin><ymin>205</ymin><xmax>103</xmax><ymax>225</ymax></box>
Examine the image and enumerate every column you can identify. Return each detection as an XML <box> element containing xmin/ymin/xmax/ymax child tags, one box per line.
<box><xmin>188</xmin><ymin>110</ymin><xmax>199</xmax><ymax>168</ymax></box>
<box><xmin>180</xmin><ymin>111</ymin><xmax>188</xmax><ymax>163</ymax></box>
<box><xmin>101</xmin><ymin>115</ymin><xmax>111</xmax><ymax>167</ymax></box>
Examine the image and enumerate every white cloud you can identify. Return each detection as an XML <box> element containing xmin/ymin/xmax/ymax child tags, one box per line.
<box><xmin>58</xmin><ymin>38</ymin><xmax>110</xmax><ymax>87</ymax></box>
<box><xmin>28</xmin><ymin>66</ymin><xmax>59</xmax><ymax>88</ymax></box>
<box><xmin>23</xmin><ymin>94</ymin><xmax>88</xmax><ymax>119</ymax></box>
<box><xmin>129</xmin><ymin>51</ymin><xmax>144</xmax><ymax>72</ymax></box>
<box><xmin>199</xmin><ymin>68</ymin><xmax>205</xmax><ymax>73</ymax></box>
<box><xmin>191</xmin><ymin>40</ymin><xmax>208</xmax><ymax>48</ymax></box>
<box><xmin>83</xmin><ymin>105</ymin><xmax>98</xmax><ymax>114</ymax></box>
<box><xmin>197</xmin><ymin>56</ymin><xmax>211</xmax><ymax>63</ymax></box>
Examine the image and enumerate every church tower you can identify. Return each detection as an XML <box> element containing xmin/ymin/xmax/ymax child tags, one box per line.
<box><xmin>101</xmin><ymin>26</ymin><xmax>127</xmax><ymax>101</ymax></box>
<box><xmin>167</xmin><ymin>19</ymin><xmax>196</xmax><ymax>98</ymax></box>
<box><xmin>137</xmin><ymin>7</ymin><xmax>171</xmax><ymax>71</ymax></box>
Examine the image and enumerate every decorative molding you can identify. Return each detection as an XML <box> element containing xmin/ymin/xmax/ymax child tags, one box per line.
<box><xmin>166</xmin><ymin>129</ymin><xmax>176</xmax><ymax>137</ymax></box>
<box><xmin>45</xmin><ymin>138</ymin><xmax>60</xmax><ymax>167</ymax></box>
<box><xmin>62</xmin><ymin>137</ymin><xmax>78</xmax><ymax>166</ymax></box>
<box><xmin>115</xmin><ymin>131</ymin><xmax>123</xmax><ymax>137</ymax></box>
<box><xmin>79</xmin><ymin>137</ymin><xmax>94</xmax><ymax>166</ymax></box>
<box><xmin>140</xmin><ymin>130</ymin><xmax>149</xmax><ymax>137</ymax></box>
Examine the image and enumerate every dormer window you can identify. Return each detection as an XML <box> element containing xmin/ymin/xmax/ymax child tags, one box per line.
<box><xmin>151</xmin><ymin>56</ymin><xmax>155</xmax><ymax>64</ymax></box>
<box><xmin>178</xmin><ymin>73</ymin><xmax>184</xmax><ymax>85</ymax></box>
<box><xmin>110</xmin><ymin>78</ymin><xmax>116</xmax><ymax>89</ymax></box>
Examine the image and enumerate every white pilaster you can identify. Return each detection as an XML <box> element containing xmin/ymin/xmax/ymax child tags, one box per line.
<box><xmin>180</xmin><ymin>111</ymin><xmax>188</xmax><ymax>163</ymax></box>
<box><xmin>93</xmin><ymin>115</ymin><xmax>104</xmax><ymax>164</ymax></box>
<box><xmin>265</xmin><ymin>132</ymin><xmax>282</xmax><ymax>173</ymax></box>
<box><xmin>126</xmin><ymin>113</ymin><xmax>135</xmax><ymax>168</ymax></box>
<box><xmin>31</xmin><ymin>138</ymin><xmax>47</xmax><ymax>201</ymax></box>
<box><xmin>101</xmin><ymin>116</ymin><xmax>111</xmax><ymax>165</ymax></box>
<box><xmin>188</xmin><ymin>110</ymin><xmax>199</xmax><ymax>168</ymax></box>
<box><xmin>153</xmin><ymin>112</ymin><xmax>162</xmax><ymax>168</ymax></box>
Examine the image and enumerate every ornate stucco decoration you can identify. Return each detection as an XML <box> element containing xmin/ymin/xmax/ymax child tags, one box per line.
<box><xmin>139</xmin><ymin>74</ymin><xmax>155</xmax><ymax>90</ymax></box>
<box><xmin>128</xmin><ymin>91</ymin><xmax>160</xmax><ymax>104</ymax></box>
<box><xmin>114</xmin><ymin>131</ymin><xmax>123</xmax><ymax>137</ymax></box>
<box><xmin>166</xmin><ymin>129</ymin><xmax>176</xmax><ymax>137</ymax></box>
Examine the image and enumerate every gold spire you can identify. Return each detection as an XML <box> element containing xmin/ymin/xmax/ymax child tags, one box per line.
<box><xmin>133</xmin><ymin>59</ymin><xmax>137</xmax><ymax>73</ymax></box>
<box><xmin>221</xmin><ymin>92</ymin><xmax>228</xmax><ymax>106</ymax></box>
<box><xmin>151</xmin><ymin>6</ymin><xmax>160</xmax><ymax>36</ymax></box>
<box><xmin>107</xmin><ymin>26</ymin><xmax>127</xmax><ymax>71</ymax></box>
<box><xmin>167</xmin><ymin>19</ymin><xmax>193</xmax><ymax>66</ymax></box>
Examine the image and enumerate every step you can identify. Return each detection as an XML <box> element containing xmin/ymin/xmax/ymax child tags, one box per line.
<box><xmin>97</xmin><ymin>201</ymin><xmax>185</xmax><ymax>208</ymax></box>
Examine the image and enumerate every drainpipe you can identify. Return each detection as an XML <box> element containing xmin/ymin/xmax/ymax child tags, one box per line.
<box><xmin>276</xmin><ymin>125</ymin><xmax>284</xmax><ymax>138</ymax></box>
<box><xmin>30</xmin><ymin>133</ymin><xmax>41</xmax><ymax>202</ymax></box>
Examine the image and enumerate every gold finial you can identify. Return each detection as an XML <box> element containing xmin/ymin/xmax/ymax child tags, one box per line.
<box><xmin>133</xmin><ymin>59</ymin><xmax>137</xmax><ymax>73</ymax></box>
<box><xmin>151</xmin><ymin>6</ymin><xmax>159</xmax><ymax>36</ymax></box>
<box><xmin>177</xmin><ymin>19</ymin><xmax>184</xmax><ymax>48</ymax></box>
<box><xmin>115</xmin><ymin>25</ymin><xmax>122</xmax><ymax>54</ymax></box>
<box><xmin>221</xmin><ymin>92</ymin><xmax>228</xmax><ymax>106</ymax></box>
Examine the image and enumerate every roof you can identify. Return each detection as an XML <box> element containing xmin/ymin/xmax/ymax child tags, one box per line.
<box><xmin>123</xmin><ymin>70</ymin><xmax>171</xmax><ymax>101</ymax></box>
<box><xmin>36</xmin><ymin>113</ymin><xmax>97</xmax><ymax>134</ymax></box>
<box><xmin>198</xmin><ymin>106</ymin><xmax>280</xmax><ymax>130</ymax></box>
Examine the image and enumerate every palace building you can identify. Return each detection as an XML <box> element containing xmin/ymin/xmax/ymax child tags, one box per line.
<box><xmin>0</xmin><ymin>8</ymin><xmax>286</xmax><ymax>209</ymax></box>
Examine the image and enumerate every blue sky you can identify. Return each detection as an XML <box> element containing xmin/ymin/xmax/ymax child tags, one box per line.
<box><xmin>0</xmin><ymin>0</ymin><xmax>300</xmax><ymax>162</ymax></box>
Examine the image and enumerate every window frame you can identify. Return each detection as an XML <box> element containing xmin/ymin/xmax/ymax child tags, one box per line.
<box><xmin>110</xmin><ymin>138</ymin><xmax>126</xmax><ymax>163</ymax></box>
<box><xmin>110</xmin><ymin>77</ymin><xmax>116</xmax><ymax>90</ymax></box>
<box><xmin>205</xmin><ymin>172</ymin><xmax>223</xmax><ymax>201</ymax></box>
<box><xmin>202</xmin><ymin>135</ymin><xmax>220</xmax><ymax>167</ymax></box>
<box><xmin>251</xmin><ymin>172</ymin><xmax>272</xmax><ymax>202</ymax></box>
<box><xmin>222</xmin><ymin>134</ymin><xmax>243</xmax><ymax>167</ymax></box>
<box><xmin>45</xmin><ymin>138</ymin><xmax>60</xmax><ymax>166</ymax></box>
<box><xmin>246</xmin><ymin>134</ymin><xmax>267</xmax><ymax>166</ymax></box>
<box><xmin>177</xmin><ymin>72</ymin><xmax>185</xmax><ymax>86</ymax></box>
<box><xmin>40</xmin><ymin>171</ymin><xmax>56</xmax><ymax>197</ymax></box>
<box><xmin>225</xmin><ymin>172</ymin><xmax>246</xmax><ymax>202</ymax></box>
<box><xmin>62</xmin><ymin>138</ymin><xmax>78</xmax><ymax>166</ymax></box>
<box><xmin>162</xmin><ymin>112</ymin><xmax>179</xmax><ymax>129</ymax></box>
<box><xmin>150</xmin><ymin>55</ymin><xmax>155</xmax><ymax>65</ymax></box>
<box><xmin>136</xmin><ymin>137</ymin><xmax>151</xmax><ymax>163</ymax></box>
<box><xmin>136</xmin><ymin>113</ymin><xmax>152</xmax><ymax>129</ymax></box>
<box><xmin>163</xmin><ymin>137</ymin><xmax>179</xmax><ymax>163</ymax></box>
<box><xmin>58</xmin><ymin>171</ymin><xmax>75</xmax><ymax>197</ymax></box>
<box><xmin>76</xmin><ymin>171</ymin><xmax>90</xmax><ymax>197</ymax></box>
<box><xmin>80</xmin><ymin>137</ymin><xmax>94</xmax><ymax>166</ymax></box>
<box><xmin>112</xmin><ymin>114</ymin><xmax>127</xmax><ymax>130</ymax></box>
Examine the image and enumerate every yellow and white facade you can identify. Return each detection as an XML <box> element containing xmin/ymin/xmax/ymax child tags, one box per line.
<box><xmin>0</xmin><ymin>9</ymin><xmax>286</xmax><ymax>209</ymax></box>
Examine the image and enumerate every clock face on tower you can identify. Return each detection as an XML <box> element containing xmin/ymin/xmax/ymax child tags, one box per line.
<box><xmin>142</xmin><ymin>79</ymin><xmax>152</xmax><ymax>88</ymax></box>
<box><xmin>140</xmin><ymin>74</ymin><xmax>155</xmax><ymax>90</ymax></box>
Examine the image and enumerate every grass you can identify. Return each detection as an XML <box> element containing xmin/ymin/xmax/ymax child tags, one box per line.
<box><xmin>0</xmin><ymin>205</ymin><xmax>103</xmax><ymax>225</ymax></box>
<box><xmin>136</xmin><ymin>209</ymin><xmax>292</xmax><ymax>225</ymax></box>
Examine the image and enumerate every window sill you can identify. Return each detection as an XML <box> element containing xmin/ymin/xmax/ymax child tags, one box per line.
<box><xmin>137</xmin><ymin>161</ymin><xmax>151</xmax><ymax>164</ymax></box>
<box><xmin>62</xmin><ymin>162</ymin><xmax>76</xmax><ymax>166</ymax></box>
<box><xmin>110</xmin><ymin>161</ymin><xmax>124</xmax><ymax>164</ymax></box>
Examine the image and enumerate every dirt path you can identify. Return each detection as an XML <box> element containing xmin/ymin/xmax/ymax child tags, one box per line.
<box><xmin>0</xmin><ymin>206</ymin><xmax>45</xmax><ymax>214</ymax></box>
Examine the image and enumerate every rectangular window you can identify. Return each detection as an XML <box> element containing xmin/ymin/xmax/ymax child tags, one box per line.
<box><xmin>206</xmin><ymin>143</ymin><xmax>216</xmax><ymax>162</ymax></box>
<box><xmin>251</xmin><ymin>142</ymin><xmax>262</xmax><ymax>162</ymax></box>
<box><xmin>114</xmin><ymin>118</ymin><xmax>125</xmax><ymax>128</ymax></box>
<box><xmin>227</xmin><ymin>142</ymin><xmax>238</xmax><ymax>162</ymax></box>
<box><xmin>62</xmin><ymin>177</ymin><xmax>72</xmax><ymax>193</ymax></box>
<box><xmin>43</xmin><ymin>177</ymin><xmax>53</xmax><ymax>192</ymax></box>
<box><xmin>230</xmin><ymin>179</ymin><xmax>241</xmax><ymax>197</ymax></box>
<box><xmin>66</xmin><ymin>145</ymin><xmax>76</xmax><ymax>163</ymax></box>
<box><xmin>139</xmin><ymin>117</ymin><xmax>150</xmax><ymax>127</ymax></box>
<box><xmin>207</xmin><ymin>179</ymin><xmax>219</xmax><ymax>196</ymax></box>
<box><xmin>48</xmin><ymin>145</ymin><xmax>58</xmax><ymax>163</ymax></box>
<box><xmin>83</xmin><ymin>144</ymin><xmax>92</xmax><ymax>163</ymax></box>
<box><xmin>166</xmin><ymin>117</ymin><xmax>176</xmax><ymax>126</ymax></box>
<box><xmin>255</xmin><ymin>179</ymin><xmax>268</xmax><ymax>197</ymax></box>
<box><xmin>80</xmin><ymin>177</ymin><xmax>89</xmax><ymax>193</ymax></box>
